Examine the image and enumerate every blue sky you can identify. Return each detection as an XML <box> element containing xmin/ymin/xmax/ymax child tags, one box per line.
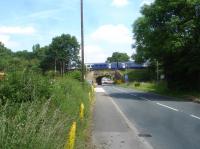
<box><xmin>0</xmin><ymin>0</ymin><xmax>154</xmax><ymax>63</ymax></box>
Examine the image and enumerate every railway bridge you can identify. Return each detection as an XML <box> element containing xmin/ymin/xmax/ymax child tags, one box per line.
<box><xmin>86</xmin><ymin>70</ymin><xmax>123</xmax><ymax>85</ymax></box>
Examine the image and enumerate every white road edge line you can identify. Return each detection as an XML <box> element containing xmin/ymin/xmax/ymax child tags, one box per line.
<box><xmin>190</xmin><ymin>114</ymin><xmax>200</xmax><ymax>120</ymax></box>
<box><xmin>109</xmin><ymin>96</ymin><xmax>154</xmax><ymax>149</ymax></box>
<box><xmin>156</xmin><ymin>102</ymin><xmax>179</xmax><ymax>112</ymax></box>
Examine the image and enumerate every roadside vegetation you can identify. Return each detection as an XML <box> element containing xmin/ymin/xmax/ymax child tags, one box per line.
<box><xmin>0</xmin><ymin>34</ymin><xmax>92</xmax><ymax>148</ymax></box>
<box><xmin>119</xmin><ymin>68</ymin><xmax>200</xmax><ymax>101</ymax></box>
<box><xmin>119</xmin><ymin>1</ymin><xmax>200</xmax><ymax>101</ymax></box>
<box><xmin>131</xmin><ymin>1</ymin><xmax>200</xmax><ymax>91</ymax></box>
<box><xmin>120</xmin><ymin>81</ymin><xmax>200</xmax><ymax>101</ymax></box>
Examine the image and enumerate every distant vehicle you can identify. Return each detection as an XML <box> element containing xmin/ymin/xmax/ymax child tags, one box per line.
<box><xmin>102</xmin><ymin>77</ymin><xmax>114</xmax><ymax>84</ymax></box>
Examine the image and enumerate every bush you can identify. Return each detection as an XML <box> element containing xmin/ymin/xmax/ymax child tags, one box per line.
<box><xmin>0</xmin><ymin>70</ymin><xmax>52</xmax><ymax>103</ymax></box>
<box><xmin>134</xmin><ymin>82</ymin><xmax>141</xmax><ymax>87</ymax></box>
<box><xmin>127</xmin><ymin>69</ymin><xmax>152</xmax><ymax>82</ymax></box>
<box><xmin>66</xmin><ymin>71</ymin><xmax>81</xmax><ymax>81</ymax></box>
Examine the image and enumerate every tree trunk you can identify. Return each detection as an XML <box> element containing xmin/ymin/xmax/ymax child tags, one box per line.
<box><xmin>60</xmin><ymin>61</ymin><xmax>62</xmax><ymax>76</ymax></box>
<box><xmin>54</xmin><ymin>59</ymin><xmax>57</xmax><ymax>74</ymax></box>
<box><xmin>63</xmin><ymin>61</ymin><xmax>65</xmax><ymax>74</ymax></box>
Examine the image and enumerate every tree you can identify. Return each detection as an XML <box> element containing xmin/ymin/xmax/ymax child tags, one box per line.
<box><xmin>133</xmin><ymin>0</ymin><xmax>200</xmax><ymax>90</ymax></box>
<box><xmin>15</xmin><ymin>50</ymin><xmax>34</xmax><ymax>60</ymax></box>
<box><xmin>106</xmin><ymin>52</ymin><xmax>130</xmax><ymax>63</ymax></box>
<box><xmin>40</xmin><ymin>34</ymin><xmax>80</xmax><ymax>74</ymax></box>
<box><xmin>0</xmin><ymin>42</ymin><xmax>13</xmax><ymax>71</ymax></box>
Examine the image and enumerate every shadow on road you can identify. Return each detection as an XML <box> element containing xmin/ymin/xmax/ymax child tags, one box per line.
<box><xmin>107</xmin><ymin>92</ymin><xmax>190</xmax><ymax>102</ymax></box>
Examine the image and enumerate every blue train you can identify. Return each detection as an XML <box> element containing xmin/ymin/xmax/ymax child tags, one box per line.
<box><xmin>86</xmin><ymin>61</ymin><xmax>146</xmax><ymax>70</ymax></box>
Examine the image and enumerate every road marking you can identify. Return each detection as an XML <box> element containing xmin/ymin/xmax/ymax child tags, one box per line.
<box><xmin>156</xmin><ymin>102</ymin><xmax>179</xmax><ymax>112</ymax></box>
<box><xmin>190</xmin><ymin>114</ymin><xmax>200</xmax><ymax>120</ymax></box>
<box><xmin>109</xmin><ymin>97</ymin><xmax>154</xmax><ymax>149</ymax></box>
<box><xmin>95</xmin><ymin>87</ymin><xmax>105</xmax><ymax>93</ymax></box>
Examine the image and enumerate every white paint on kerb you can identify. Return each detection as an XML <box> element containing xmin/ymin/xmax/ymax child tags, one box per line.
<box><xmin>95</xmin><ymin>87</ymin><xmax>105</xmax><ymax>93</ymax></box>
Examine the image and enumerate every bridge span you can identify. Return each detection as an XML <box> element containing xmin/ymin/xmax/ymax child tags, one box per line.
<box><xmin>86</xmin><ymin>70</ymin><xmax>123</xmax><ymax>85</ymax></box>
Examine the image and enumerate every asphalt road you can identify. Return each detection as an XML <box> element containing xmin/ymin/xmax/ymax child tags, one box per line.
<box><xmin>93</xmin><ymin>85</ymin><xmax>200</xmax><ymax>149</ymax></box>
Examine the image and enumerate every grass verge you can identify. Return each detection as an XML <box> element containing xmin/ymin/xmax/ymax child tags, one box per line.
<box><xmin>120</xmin><ymin>82</ymin><xmax>200</xmax><ymax>101</ymax></box>
<box><xmin>0</xmin><ymin>72</ymin><xmax>93</xmax><ymax>149</ymax></box>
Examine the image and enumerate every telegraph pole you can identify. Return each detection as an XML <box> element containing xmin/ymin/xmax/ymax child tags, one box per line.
<box><xmin>156</xmin><ymin>60</ymin><xmax>159</xmax><ymax>83</ymax></box>
<box><xmin>81</xmin><ymin>0</ymin><xmax>85</xmax><ymax>83</ymax></box>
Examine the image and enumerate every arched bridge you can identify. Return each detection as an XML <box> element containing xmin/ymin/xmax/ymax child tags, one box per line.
<box><xmin>86</xmin><ymin>70</ymin><xmax>123</xmax><ymax>85</ymax></box>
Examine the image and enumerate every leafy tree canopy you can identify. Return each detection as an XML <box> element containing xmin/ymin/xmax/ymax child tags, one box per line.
<box><xmin>133</xmin><ymin>0</ymin><xmax>200</xmax><ymax>90</ymax></box>
<box><xmin>107</xmin><ymin>52</ymin><xmax>130</xmax><ymax>63</ymax></box>
<box><xmin>40</xmin><ymin>34</ymin><xmax>80</xmax><ymax>73</ymax></box>
<box><xmin>0</xmin><ymin>33</ymin><xmax>80</xmax><ymax>74</ymax></box>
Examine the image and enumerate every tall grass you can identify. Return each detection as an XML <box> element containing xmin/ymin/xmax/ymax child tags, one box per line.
<box><xmin>0</xmin><ymin>99</ymin><xmax>69</xmax><ymax>149</ymax></box>
<box><xmin>0</xmin><ymin>71</ymin><xmax>91</xmax><ymax>149</ymax></box>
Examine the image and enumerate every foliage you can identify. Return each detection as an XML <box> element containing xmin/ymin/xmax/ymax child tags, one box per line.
<box><xmin>0</xmin><ymin>33</ymin><xmax>81</xmax><ymax>75</ymax></box>
<box><xmin>0</xmin><ymin>43</ymin><xmax>41</xmax><ymax>72</ymax></box>
<box><xmin>0</xmin><ymin>33</ymin><xmax>91</xmax><ymax>148</ymax></box>
<box><xmin>107</xmin><ymin>52</ymin><xmax>130</xmax><ymax>63</ymax></box>
<box><xmin>120</xmin><ymin>81</ymin><xmax>200</xmax><ymax>101</ymax></box>
<box><xmin>123</xmin><ymin>69</ymin><xmax>153</xmax><ymax>82</ymax></box>
<box><xmin>0</xmin><ymin>70</ymin><xmax>51</xmax><ymax>103</ymax></box>
<box><xmin>133</xmin><ymin>0</ymin><xmax>200</xmax><ymax>90</ymax></box>
<box><xmin>121</xmin><ymin>81</ymin><xmax>170</xmax><ymax>95</ymax></box>
<box><xmin>0</xmin><ymin>42</ymin><xmax>13</xmax><ymax>71</ymax></box>
<box><xmin>66</xmin><ymin>70</ymin><xmax>81</xmax><ymax>81</ymax></box>
<box><xmin>40</xmin><ymin>34</ymin><xmax>80</xmax><ymax>74</ymax></box>
<box><xmin>0</xmin><ymin>73</ymin><xmax>91</xmax><ymax>149</ymax></box>
<box><xmin>0</xmin><ymin>99</ymin><xmax>69</xmax><ymax>149</ymax></box>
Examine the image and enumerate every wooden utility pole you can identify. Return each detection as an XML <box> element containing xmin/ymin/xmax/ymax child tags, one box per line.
<box><xmin>81</xmin><ymin>0</ymin><xmax>85</xmax><ymax>83</ymax></box>
<box><xmin>156</xmin><ymin>60</ymin><xmax>159</xmax><ymax>83</ymax></box>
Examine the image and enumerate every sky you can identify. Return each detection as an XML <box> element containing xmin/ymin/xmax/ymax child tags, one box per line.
<box><xmin>0</xmin><ymin>0</ymin><xmax>154</xmax><ymax>63</ymax></box>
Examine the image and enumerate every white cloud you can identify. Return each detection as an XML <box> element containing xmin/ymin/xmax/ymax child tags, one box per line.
<box><xmin>140</xmin><ymin>0</ymin><xmax>154</xmax><ymax>6</ymax></box>
<box><xmin>0</xmin><ymin>26</ymin><xmax>36</xmax><ymax>35</ymax></box>
<box><xmin>0</xmin><ymin>34</ymin><xmax>20</xmax><ymax>49</ymax></box>
<box><xmin>85</xmin><ymin>45</ymin><xmax>108</xmax><ymax>63</ymax></box>
<box><xmin>90</xmin><ymin>24</ymin><xmax>132</xmax><ymax>45</ymax></box>
<box><xmin>85</xmin><ymin>24</ymin><xmax>134</xmax><ymax>63</ymax></box>
<box><xmin>112</xmin><ymin>0</ymin><xmax>128</xmax><ymax>7</ymax></box>
<box><xmin>0</xmin><ymin>35</ymin><xmax>10</xmax><ymax>43</ymax></box>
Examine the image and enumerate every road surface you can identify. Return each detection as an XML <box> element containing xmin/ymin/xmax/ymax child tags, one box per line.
<box><xmin>92</xmin><ymin>85</ymin><xmax>200</xmax><ymax>149</ymax></box>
